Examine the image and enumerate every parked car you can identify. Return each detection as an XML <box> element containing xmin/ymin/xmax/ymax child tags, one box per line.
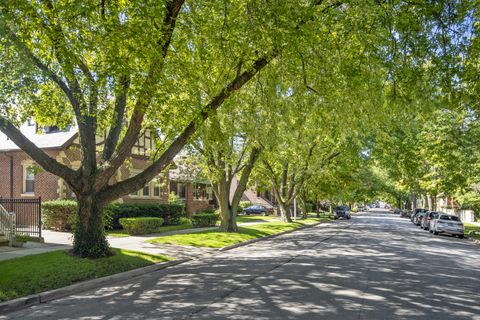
<box><xmin>243</xmin><ymin>205</ymin><xmax>272</xmax><ymax>216</ymax></box>
<box><xmin>400</xmin><ymin>210</ymin><xmax>412</xmax><ymax>218</ymax></box>
<box><xmin>421</xmin><ymin>211</ymin><xmax>439</xmax><ymax>230</ymax></box>
<box><xmin>414</xmin><ymin>211</ymin><xmax>427</xmax><ymax>226</ymax></box>
<box><xmin>411</xmin><ymin>208</ymin><xmax>428</xmax><ymax>223</ymax></box>
<box><xmin>334</xmin><ymin>206</ymin><xmax>351</xmax><ymax>220</ymax></box>
<box><xmin>430</xmin><ymin>214</ymin><xmax>464</xmax><ymax>238</ymax></box>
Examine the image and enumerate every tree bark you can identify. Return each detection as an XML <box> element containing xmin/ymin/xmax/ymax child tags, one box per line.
<box><xmin>72</xmin><ymin>193</ymin><xmax>110</xmax><ymax>258</ymax></box>
<box><xmin>277</xmin><ymin>201</ymin><xmax>292</xmax><ymax>222</ymax></box>
<box><xmin>215</xmin><ymin>178</ymin><xmax>239</xmax><ymax>232</ymax></box>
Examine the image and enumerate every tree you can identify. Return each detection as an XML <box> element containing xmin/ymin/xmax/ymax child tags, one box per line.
<box><xmin>0</xmin><ymin>0</ymin><xmax>323</xmax><ymax>257</ymax></box>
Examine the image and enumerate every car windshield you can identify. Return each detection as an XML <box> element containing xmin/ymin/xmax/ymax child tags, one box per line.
<box><xmin>335</xmin><ymin>206</ymin><xmax>348</xmax><ymax>210</ymax></box>
<box><xmin>440</xmin><ymin>215</ymin><xmax>460</xmax><ymax>221</ymax></box>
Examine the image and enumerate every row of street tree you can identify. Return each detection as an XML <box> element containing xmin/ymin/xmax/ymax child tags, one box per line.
<box><xmin>0</xmin><ymin>0</ymin><xmax>477</xmax><ymax>257</ymax></box>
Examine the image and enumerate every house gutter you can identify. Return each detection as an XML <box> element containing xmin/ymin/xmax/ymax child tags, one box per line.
<box><xmin>1</xmin><ymin>152</ymin><xmax>14</xmax><ymax>198</ymax></box>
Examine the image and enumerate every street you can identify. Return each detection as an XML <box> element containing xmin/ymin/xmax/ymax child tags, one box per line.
<box><xmin>3</xmin><ymin>211</ymin><xmax>480</xmax><ymax>320</ymax></box>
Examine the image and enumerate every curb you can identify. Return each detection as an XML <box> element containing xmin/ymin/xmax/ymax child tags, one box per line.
<box><xmin>219</xmin><ymin>221</ymin><xmax>331</xmax><ymax>252</ymax></box>
<box><xmin>0</xmin><ymin>259</ymin><xmax>189</xmax><ymax>315</ymax></box>
<box><xmin>466</xmin><ymin>236</ymin><xmax>480</xmax><ymax>246</ymax></box>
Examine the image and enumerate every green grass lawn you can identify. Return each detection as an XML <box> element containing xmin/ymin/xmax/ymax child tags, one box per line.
<box><xmin>147</xmin><ymin>217</ymin><xmax>332</xmax><ymax>248</ymax></box>
<box><xmin>235</xmin><ymin>215</ymin><xmax>280</xmax><ymax>223</ymax></box>
<box><xmin>464</xmin><ymin>222</ymin><xmax>480</xmax><ymax>240</ymax></box>
<box><xmin>107</xmin><ymin>223</ymin><xmax>195</xmax><ymax>237</ymax></box>
<box><xmin>0</xmin><ymin>249</ymin><xmax>171</xmax><ymax>302</ymax></box>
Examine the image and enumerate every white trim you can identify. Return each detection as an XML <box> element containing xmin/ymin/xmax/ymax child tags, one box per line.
<box><xmin>21</xmin><ymin>160</ymin><xmax>36</xmax><ymax>195</ymax></box>
<box><xmin>21</xmin><ymin>193</ymin><xmax>36</xmax><ymax>197</ymax></box>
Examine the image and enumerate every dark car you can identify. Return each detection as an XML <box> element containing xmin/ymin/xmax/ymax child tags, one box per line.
<box><xmin>400</xmin><ymin>210</ymin><xmax>412</xmax><ymax>218</ymax></box>
<box><xmin>411</xmin><ymin>208</ymin><xmax>428</xmax><ymax>223</ymax></box>
<box><xmin>243</xmin><ymin>205</ymin><xmax>271</xmax><ymax>216</ymax></box>
<box><xmin>334</xmin><ymin>206</ymin><xmax>351</xmax><ymax>220</ymax></box>
<box><xmin>414</xmin><ymin>211</ymin><xmax>428</xmax><ymax>226</ymax></box>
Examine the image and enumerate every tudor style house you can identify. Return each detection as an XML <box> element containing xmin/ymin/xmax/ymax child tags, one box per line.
<box><xmin>0</xmin><ymin>120</ymin><xmax>212</xmax><ymax>215</ymax></box>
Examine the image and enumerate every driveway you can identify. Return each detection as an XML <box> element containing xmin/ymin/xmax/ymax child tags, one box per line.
<box><xmin>3</xmin><ymin>212</ymin><xmax>480</xmax><ymax>319</ymax></box>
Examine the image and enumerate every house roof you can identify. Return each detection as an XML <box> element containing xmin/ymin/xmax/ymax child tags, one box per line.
<box><xmin>0</xmin><ymin>122</ymin><xmax>78</xmax><ymax>152</ymax></box>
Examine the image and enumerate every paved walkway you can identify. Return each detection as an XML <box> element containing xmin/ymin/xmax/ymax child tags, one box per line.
<box><xmin>0</xmin><ymin>221</ymin><xmax>277</xmax><ymax>262</ymax></box>
<box><xmin>0</xmin><ymin>244</ymin><xmax>71</xmax><ymax>262</ymax></box>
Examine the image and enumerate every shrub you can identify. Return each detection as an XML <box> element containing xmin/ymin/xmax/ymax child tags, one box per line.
<box><xmin>191</xmin><ymin>212</ymin><xmax>219</xmax><ymax>227</ymax></box>
<box><xmin>119</xmin><ymin>217</ymin><xmax>165</xmax><ymax>235</ymax></box>
<box><xmin>105</xmin><ymin>203</ymin><xmax>185</xmax><ymax>229</ymax></box>
<box><xmin>179</xmin><ymin>217</ymin><xmax>192</xmax><ymax>225</ymax></box>
<box><xmin>42</xmin><ymin>200</ymin><xmax>77</xmax><ymax>231</ymax></box>
<box><xmin>43</xmin><ymin>200</ymin><xmax>115</xmax><ymax>231</ymax></box>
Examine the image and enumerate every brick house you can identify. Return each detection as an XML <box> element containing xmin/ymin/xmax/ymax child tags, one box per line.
<box><xmin>0</xmin><ymin>120</ymin><xmax>212</xmax><ymax>215</ymax></box>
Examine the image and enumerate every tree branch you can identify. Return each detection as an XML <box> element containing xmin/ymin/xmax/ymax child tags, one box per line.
<box><xmin>102</xmin><ymin>75</ymin><xmax>130</xmax><ymax>161</ymax></box>
<box><xmin>231</xmin><ymin>146</ymin><xmax>262</xmax><ymax>208</ymax></box>
<box><xmin>98</xmin><ymin>53</ymin><xmax>274</xmax><ymax>203</ymax></box>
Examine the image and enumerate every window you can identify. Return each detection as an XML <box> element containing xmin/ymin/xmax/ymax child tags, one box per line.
<box><xmin>193</xmin><ymin>183</ymin><xmax>207</xmax><ymax>200</ymax></box>
<box><xmin>143</xmin><ymin>184</ymin><xmax>150</xmax><ymax>196</ymax></box>
<box><xmin>24</xmin><ymin>166</ymin><xmax>35</xmax><ymax>194</ymax></box>
<box><xmin>177</xmin><ymin>183</ymin><xmax>186</xmax><ymax>199</ymax></box>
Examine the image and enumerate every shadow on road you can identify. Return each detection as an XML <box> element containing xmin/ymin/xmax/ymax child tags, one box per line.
<box><xmin>4</xmin><ymin>212</ymin><xmax>480</xmax><ymax>320</ymax></box>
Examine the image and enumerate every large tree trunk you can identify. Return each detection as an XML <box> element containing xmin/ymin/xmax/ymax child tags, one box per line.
<box><xmin>72</xmin><ymin>194</ymin><xmax>111</xmax><ymax>258</ymax></box>
<box><xmin>217</xmin><ymin>179</ymin><xmax>238</xmax><ymax>232</ymax></box>
<box><xmin>278</xmin><ymin>201</ymin><xmax>292</xmax><ymax>222</ymax></box>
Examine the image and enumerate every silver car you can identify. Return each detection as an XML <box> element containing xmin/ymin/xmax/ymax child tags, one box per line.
<box><xmin>430</xmin><ymin>214</ymin><xmax>464</xmax><ymax>238</ymax></box>
<box><xmin>421</xmin><ymin>211</ymin><xmax>439</xmax><ymax>230</ymax></box>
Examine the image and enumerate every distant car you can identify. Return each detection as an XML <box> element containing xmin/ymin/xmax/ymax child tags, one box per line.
<box><xmin>414</xmin><ymin>211</ymin><xmax>427</xmax><ymax>226</ymax></box>
<box><xmin>334</xmin><ymin>206</ymin><xmax>351</xmax><ymax>220</ymax></box>
<box><xmin>411</xmin><ymin>208</ymin><xmax>428</xmax><ymax>223</ymax></box>
<box><xmin>430</xmin><ymin>214</ymin><xmax>464</xmax><ymax>238</ymax></box>
<box><xmin>357</xmin><ymin>205</ymin><xmax>366</xmax><ymax>212</ymax></box>
<box><xmin>243</xmin><ymin>205</ymin><xmax>271</xmax><ymax>216</ymax></box>
<box><xmin>400</xmin><ymin>210</ymin><xmax>412</xmax><ymax>218</ymax></box>
<box><xmin>421</xmin><ymin>211</ymin><xmax>439</xmax><ymax>230</ymax></box>
<box><xmin>393</xmin><ymin>208</ymin><xmax>401</xmax><ymax>215</ymax></box>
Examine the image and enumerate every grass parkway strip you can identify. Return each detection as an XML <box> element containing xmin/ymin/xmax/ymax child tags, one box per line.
<box><xmin>146</xmin><ymin>216</ymin><xmax>333</xmax><ymax>248</ymax></box>
<box><xmin>0</xmin><ymin>249</ymin><xmax>171</xmax><ymax>302</ymax></box>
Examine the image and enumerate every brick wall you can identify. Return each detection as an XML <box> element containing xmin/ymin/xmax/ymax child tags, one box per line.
<box><xmin>184</xmin><ymin>182</ymin><xmax>210</xmax><ymax>215</ymax></box>
<box><xmin>0</xmin><ymin>151</ymin><xmax>61</xmax><ymax>200</ymax></box>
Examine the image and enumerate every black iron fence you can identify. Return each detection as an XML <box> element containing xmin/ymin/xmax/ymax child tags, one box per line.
<box><xmin>0</xmin><ymin>197</ymin><xmax>42</xmax><ymax>239</ymax></box>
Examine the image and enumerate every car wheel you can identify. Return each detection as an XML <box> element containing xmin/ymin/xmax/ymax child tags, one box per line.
<box><xmin>433</xmin><ymin>229</ymin><xmax>438</xmax><ymax>235</ymax></box>
<box><xmin>429</xmin><ymin>229</ymin><xmax>433</xmax><ymax>233</ymax></box>
<box><xmin>458</xmin><ymin>235</ymin><xmax>464</xmax><ymax>239</ymax></box>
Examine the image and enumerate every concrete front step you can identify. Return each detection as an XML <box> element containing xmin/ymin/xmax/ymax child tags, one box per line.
<box><xmin>0</xmin><ymin>236</ymin><xmax>9</xmax><ymax>247</ymax></box>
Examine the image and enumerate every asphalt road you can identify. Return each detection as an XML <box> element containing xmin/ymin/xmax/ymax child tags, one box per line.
<box><xmin>3</xmin><ymin>210</ymin><xmax>480</xmax><ymax>319</ymax></box>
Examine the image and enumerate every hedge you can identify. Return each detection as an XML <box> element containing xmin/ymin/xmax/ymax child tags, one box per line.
<box><xmin>42</xmin><ymin>200</ymin><xmax>77</xmax><ymax>231</ymax></box>
<box><xmin>105</xmin><ymin>203</ymin><xmax>185</xmax><ymax>229</ymax></box>
<box><xmin>119</xmin><ymin>217</ymin><xmax>165</xmax><ymax>235</ymax></box>
<box><xmin>191</xmin><ymin>212</ymin><xmax>219</xmax><ymax>227</ymax></box>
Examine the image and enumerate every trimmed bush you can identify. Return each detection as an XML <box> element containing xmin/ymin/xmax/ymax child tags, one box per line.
<box><xmin>179</xmin><ymin>217</ymin><xmax>192</xmax><ymax>225</ymax></box>
<box><xmin>43</xmin><ymin>200</ymin><xmax>114</xmax><ymax>231</ymax></box>
<box><xmin>119</xmin><ymin>217</ymin><xmax>165</xmax><ymax>235</ymax></box>
<box><xmin>105</xmin><ymin>203</ymin><xmax>185</xmax><ymax>229</ymax></box>
<box><xmin>191</xmin><ymin>212</ymin><xmax>219</xmax><ymax>227</ymax></box>
<box><xmin>42</xmin><ymin>200</ymin><xmax>77</xmax><ymax>231</ymax></box>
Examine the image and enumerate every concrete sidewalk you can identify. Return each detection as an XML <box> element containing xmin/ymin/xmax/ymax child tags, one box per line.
<box><xmin>0</xmin><ymin>219</ymin><xmax>295</xmax><ymax>262</ymax></box>
<box><xmin>0</xmin><ymin>244</ymin><xmax>71</xmax><ymax>262</ymax></box>
<box><xmin>0</xmin><ymin>222</ymin><xmax>264</xmax><ymax>262</ymax></box>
